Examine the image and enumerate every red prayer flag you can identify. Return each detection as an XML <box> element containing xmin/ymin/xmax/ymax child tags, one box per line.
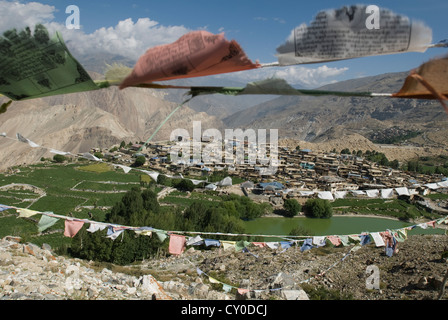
<box><xmin>64</xmin><ymin>220</ymin><xmax>84</xmax><ymax>238</ymax></box>
<box><xmin>168</xmin><ymin>234</ymin><xmax>186</xmax><ymax>255</ymax></box>
<box><xmin>119</xmin><ymin>30</ymin><xmax>260</xmax><ymax>89</ymax></box>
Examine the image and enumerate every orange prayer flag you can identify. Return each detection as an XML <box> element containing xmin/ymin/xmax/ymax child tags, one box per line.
<box><xmin>393</xmin><ymin>56</ymin><xmax>448</xmax><ymax>100</ymax></box>
<box><xmin>119</xmin><ymin>30</ymin><xmax>260</xmax><ymax>89</ymax></box>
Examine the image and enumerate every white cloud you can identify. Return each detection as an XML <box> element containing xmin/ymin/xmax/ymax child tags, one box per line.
<box><xmin>52</xmin><ymin>18</ymin><xmax>190</xmax><ymax>60</ymax></box>
<box><xmin>0</xmin><ymin>0</ymin><xmax>190</xmax><ymax>61</ymax></box>
<box><xmin>0</xmin><ymin>0</ymin><xmax>55</xmax><ymax>31</ymax></box>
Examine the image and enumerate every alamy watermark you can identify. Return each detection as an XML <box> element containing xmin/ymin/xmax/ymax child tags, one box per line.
<box><xmin>365</xmin><ymin>5</ymin><xmax>380</xmax><ymax>30</ymax></box>
<box><xmin>169</xmin><ymin>121</ymin><xmax>279</xmax><ymax>176</ymax></box>
<box><xmin>65</xmin><ymin>5</ymin><xmax>80</xmax><ymax>30</ymax></box>
<box><xmin>366</xmin><ymin>265</ymin><xmax>380</xmax><ymax>290</ymax></box>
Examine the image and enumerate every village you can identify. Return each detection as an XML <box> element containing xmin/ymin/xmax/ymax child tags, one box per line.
<box><xmin>90</xmin><ymin>136</ymin><xmax>448</xmax><ymax>209</ymax></box>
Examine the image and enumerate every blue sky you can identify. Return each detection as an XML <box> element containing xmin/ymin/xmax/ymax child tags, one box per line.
<box><xmin>1</xmin><ymin>0</ymin><xmax>447</xmax><ymax>87</ymax></box>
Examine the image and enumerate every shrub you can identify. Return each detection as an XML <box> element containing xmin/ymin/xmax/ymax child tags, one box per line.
<box><xmin>283</xmin><ymin>198</ymin><xmax>302</xmax><ymax>217</ymax></box>
<box><xmin>53</xmin><ymin>154</ymin><xmax>66</xmax><ymax>163</ymax></box>
<box><xmin>304</xmin><ymin>199</ymin><xmax>333</xmax><ymax>218</ymax></box>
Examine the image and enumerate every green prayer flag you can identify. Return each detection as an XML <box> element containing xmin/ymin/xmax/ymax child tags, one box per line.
<box><xmin>235</xmin><ymin>240</ymin><xmax>251</xmax><ymax>252</ymax></box>
<box><xmin>154</xmin><ymin>229</ymin><xmax>168</xmax><ymax>242</ymax></box>
<box><xmin>0</xmin><ymin>24</ymin><xmax>99</xmax><ymax>101</ymax></box>
<box><xmin>37</xmin><ymin>214</ymin><xmax>59</xmax><ymax>233</ymax></box>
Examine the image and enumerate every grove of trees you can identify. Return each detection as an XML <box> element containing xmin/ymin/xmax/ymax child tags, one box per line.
<box><xmin>70</xmin><ymin>187</ymin><xmax>269</xmax><ymax>265</ymax></box>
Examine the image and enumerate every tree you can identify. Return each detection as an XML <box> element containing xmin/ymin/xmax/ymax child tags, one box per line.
<box><xmin>72</xmin><ymin>187</ymin><xmax>164</xmax><ymax>265</ymax></box>
<box><xmin>304</xmin><ymin>199</ymin><xmax>333</xmax><ymax>218</ymax></box>
<box><xmin>133</xmin><ymin>155</ymin><xmax>146</xmax><ymax>167</ymax></box>
<box><xmin>174</xmin><ymin>179</ymin><xmax>195</xmax><ymax>192</ymax></box>
<box><xmin>283</xmin><ymin>198</ymin><xmax>301</xmax><ymax>217</ymax></box>
<box><xmin>157</xmin><ymin>174</ymin><xmax>171</xmax><ymax>187</ymax></box>
<box><xmin>389</xmin><ymin>159</ymin><xmax>400</xmax><ymax>169</ymax></box>
<box><xmin>53</xmin><ymin>154</ymin><xmax>66</xmax><ymax>163</ymax></box>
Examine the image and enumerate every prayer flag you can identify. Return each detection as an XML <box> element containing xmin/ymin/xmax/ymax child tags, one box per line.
<box><xmin>106</xmin><ymin>226</ymin><xmax>125</xmax><ymax>240</ymax></box>
<box><xmin>371</xmin><ymin>232</ymin><xmax>385</xmax><ymax>247</ymax></box>
<box><xmin>221</xmin><ymin>240</ymin><xmax>236</xmax><ymax>250</ymax></box>
<box><xmin>237</xmin><ymin>288</ymin><xmax>249</xmax><ymax>295</ymax></box>
<box><xmin>16</xmin><ymin>133</ymin><xmax>39</xmax><ymax>148</ymax></box>
<box><xmin>209</xmin><ymin>276</ymin><xmax>220</xmax><ymax>284</ymax></box>
<box><xmin>393</xmin><ymin>56</ymin><xmax>448</xmax><ymax>100</ymax></box>
<box><xmin>327</xmin><ymin>235</ymin><xmax>342</xmax><ymax>247</ymax></box>
<box><xmin>168</xmin><ymin>234</ymin><xmax>186</xmax><ymax>255</ymax></box>
<box><xmin>0</xmin><ymin>204</ymin><xmax>13</xmax><ymax>212</ymax></box>
<box><xmin>276</xmin><ymin>5</ymin><xmax>432</xmax><ymax>66</ymax></box>
<box><xmin>64</xmin><ymin>220</ymin><xmax>84</xmax><ymax>238</ymax></box>
<box><xmin>37</xmin><ymin>214</ymin><xmax>59</xmax><ymax>232</ymax></box>
<box><xmin>17</xmin><ymin>208</ymin><xmax>40</xmax><ymax>218</ymax></box>
<box><xmin>87</xmin><ymin>223</ymin><xmax>107</xmax><ymax>233</ymax></box>
<box><xmin>0</xmin><ymin>25</ymin><xmax>99</xmax><ymax>101</ymax></box>
<box><xmin>119</xmin><ymin>30</ymin><xmax>260</xmax><ymax>89</ymax></box>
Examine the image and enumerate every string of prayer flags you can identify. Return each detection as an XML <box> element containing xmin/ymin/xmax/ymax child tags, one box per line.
<box><xmin>2</xmin><ymin>203</ymin><xmax>447</xmax><ymax>261</ymax></box>
<box><xmin>0</xmin><ymin>25</ymin><xmax>100</xmax><ymax>101</ymax></box>
<box><xmin>119</xmin><ymin>30</ymin><xmax>260</xmax><ymax>89</ymax></box>
<box><xmin>275</xmin><ymin>5</ymin><xmax>432</xmax><ymax>66</ymax></box>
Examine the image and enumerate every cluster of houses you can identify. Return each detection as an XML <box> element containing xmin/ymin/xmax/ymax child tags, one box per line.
<box><xmin>95</xmin><ymin>138</ymin><xmax>448</xmax><ymax>203</ymax></box>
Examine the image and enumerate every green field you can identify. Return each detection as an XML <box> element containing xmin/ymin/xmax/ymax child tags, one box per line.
<box><xmin>0</xmin><ymin>162</ymin><xmax>145</xmax><ymax>244</ymax></box>
<box><xmin>0</xmin><ymin>162</ymin><xmax>223</xmax><ymax>247</ymax></box>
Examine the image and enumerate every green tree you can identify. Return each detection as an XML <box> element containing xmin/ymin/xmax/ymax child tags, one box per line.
<box><xmin>304</xmin><ymin>199</ymin><xmax>333</xmax><ymax>218</ymax></box>
<box><xmin>53</xmin><ymin>154</ymin><xmax>66</xmax><ymax>163</ymax></box>
<box><xmin>283</xmin><ymin>198</ymin><xmax>301</xmax><ymax>217</ymax></box>
<box><xmin>157</xmin><ymin>174</ymin><xmax>172</xmax><ymax>187</ymax></box>
<box><xmin>174</xmin><ymin>179</ymin><xmax>195</xmax><ymax>192</ymax></box>
<box><xmin>389</xmin><ymin>159</ymin><xmax>400</xmax><ymax>169</ymax></box>
<box><xmin>72</xmin><ymin>187</ymin><xmax>164</xmax><ymax>265</ymax></box>
<box><xmin>133</xmin><ymin>155</ymin><xmax>146</xmax><ymax>167</ymax></box>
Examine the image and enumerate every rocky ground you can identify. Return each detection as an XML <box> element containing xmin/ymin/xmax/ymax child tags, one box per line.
<box><xmin>1</xmin><ymin>233</ymin><xmax>447</xmax><ymax>301</ymax></box>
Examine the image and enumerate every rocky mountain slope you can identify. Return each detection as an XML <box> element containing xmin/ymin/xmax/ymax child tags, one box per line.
<box><xmin>1</xmin><ymin>233</ymin><xmax>447</xmax><ymax>301</ymax></box>
<box><xmin>223</xmin><ymin>72</ymin><xmax>448</xmax><ymax>147</ymax></box>
<box><xmin>0</xmin><ymin>73</ymin><xmax>223</xmax><ymax>171</ymax></box>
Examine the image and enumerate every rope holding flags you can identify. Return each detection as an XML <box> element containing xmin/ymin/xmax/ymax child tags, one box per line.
<box><xmin>0</xmin><ymin>4</ymin><xmax>446</xmax><ymax>104</ymax></box>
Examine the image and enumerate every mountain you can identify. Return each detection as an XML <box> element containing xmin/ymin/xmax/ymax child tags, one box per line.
<box><xmin>73</xmin><ymin>52</ymin><xmax>273</xmax><ymax>120</ymax></box>
<box><xmin>222</xmin><ymin>71</ymin><xmax>448</xmax><ymax>145</ymax></box>
<box><xmin>0</xmin><ymin>72</ymin><xmax>223</xmax><ymax>171</ymax></box>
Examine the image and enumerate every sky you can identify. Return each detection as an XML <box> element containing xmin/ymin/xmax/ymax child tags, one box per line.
<box><xmin>0</xmin><ymin>0</ymin><xmax>447</xmax><ymax>88</ymax></box>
